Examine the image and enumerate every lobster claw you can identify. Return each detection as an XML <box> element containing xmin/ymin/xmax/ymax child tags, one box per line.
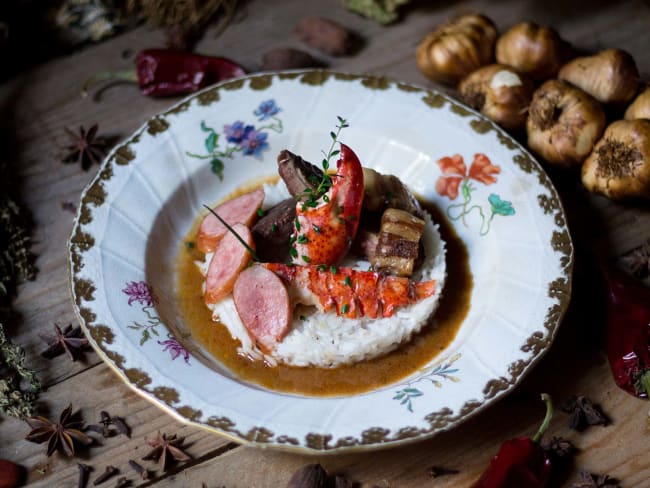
<box><xmin>292</xmin><ymin>143</ymin><xmax>364</xmax><ymax>265</ymax></box>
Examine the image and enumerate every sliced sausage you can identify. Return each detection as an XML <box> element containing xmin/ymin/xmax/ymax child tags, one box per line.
<box><xmin>197</xmin><ymin>188</ymin><xmax>265</xmax><ymax>253</ymax></box>
<box><xmin>204</xmin><ymin>224</ymin><xmax>255</xmax><ymax>304</ymax></box>
<box><xmin>233</xmin><ymin>265</ymin><xmax>292</xmax><ymax>353</ymax></box>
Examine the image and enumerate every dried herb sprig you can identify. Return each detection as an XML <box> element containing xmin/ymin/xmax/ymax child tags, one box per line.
<box><xmin>39</xmin><ymin>323</ymin><xmax>90</xmax><ymax>361</ymax></box>
<box><xmin>25</xmin><ymin>404</ymin><xmax>93</xmax><ymax>457</ymax></box>
<box><xmin>142</xmin><ymin>432</ymin><xmax>191</xmax><ymax>472</ymax></box>
<box><xmin>0</xmin><ymin>325</ymin><xmax>40</xmax><ymax>418</ymax></box>
<box><xmin>299</xmin><ymin>116</ymin><xmax>349</xmax><ymax>211</ymax></box>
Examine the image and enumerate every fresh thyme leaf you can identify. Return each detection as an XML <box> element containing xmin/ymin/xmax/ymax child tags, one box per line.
<box><xmin>256</xmin><ymin>208</ymin><xmax>265</xmax><ymax>217</ymax></box>
<box><xmin>297</xmin><ymin>235</ymin><xmax>309</xmax><ymax>244</ymax></box>
<box><xmin>341</xmin><ymin>304</ymin><xmax>349</xmax><ymax>314</ymax></box>
<box><xmin>330</xmin><ymin>266</ymin><xmax>338</xmax><ymax>274</ymax></box>
<box><xmin>302</xmin><ymin>255</ymin><xmax>311</xmax><ymax>263</ymax></box>
<box><xmin>344</xmin><ymin>276</ymin><xmax>352</xmax><ymax>287</ymax></box>
<box><xmin>312</xmin><ymin>224</ymin><xmax>321</xmax><ymax>233</ymax></box>
<box><xmin>271</xmin><ymin>224</ymin><xmax>278</xmax><ymax>233</ymax></box>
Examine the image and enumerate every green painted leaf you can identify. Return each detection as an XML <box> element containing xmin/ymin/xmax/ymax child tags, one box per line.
<box><xmin>488</xmin><ymin>193</ymin><xmax>515</xmax><ymax>216</ymax></box>
<box><xmin>205</xmin><ymin>132</ymin><xmax>218</xmax><ymax>153</ymax></box>
<box><xmin>211</xmin><ymin>158</ymin><xmax>224</xmax><ymax>180</ymax></box>
<box><xmin>200</xmin><ymin>121</ymin><xmax>212</xmax><ymax>132</ymax></box>
<box><xmin>461</xmin><ymin>181</ymin><xmax>471</xmax><ymax>200</ymax></box>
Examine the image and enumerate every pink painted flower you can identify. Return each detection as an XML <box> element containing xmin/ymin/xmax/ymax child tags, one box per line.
<box><xmin>122</xmin><ymin>281</ymin><xmax>158</xmax><ymax>307</ymax></box>
<box><xmin>158</xmin><ymin>337</ymin><xmax>190</xmax><ymax>364</ymax></box>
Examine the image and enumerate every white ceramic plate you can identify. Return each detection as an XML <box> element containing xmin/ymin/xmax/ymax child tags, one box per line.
<box><xmin>68</xmin><ymin>71</ymin><xmax>572</xmax><ymax>453</ymax></box>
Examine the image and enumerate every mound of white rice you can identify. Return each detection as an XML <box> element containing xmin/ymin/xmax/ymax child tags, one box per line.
<box><xmin>197</xmin><ymin>181</ymin><xmax>447</xmax><ymax>368</ymax></box>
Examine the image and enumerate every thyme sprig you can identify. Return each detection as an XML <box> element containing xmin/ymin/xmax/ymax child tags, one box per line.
<box><xmin>300</xmin><ymin>116</ymin><xmax>349</xmax><ymax>211</ymax></box>
<box><xmin>202</xmin><ymin>205</ymin><xmax>259</xmax><ymax>261</ymax></box>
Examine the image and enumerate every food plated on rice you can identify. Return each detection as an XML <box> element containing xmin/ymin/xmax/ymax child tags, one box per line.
<box><xmin>177</xmin><ymin>138</ymin><xmax>471</xmax><ymax>395</ymax></box>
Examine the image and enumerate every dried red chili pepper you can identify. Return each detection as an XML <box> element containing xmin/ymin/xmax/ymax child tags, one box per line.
<box><xmin>82</xmin><ymin>49</ymin><xmax>246</xmax><ymax>98</ymax></box>
<box><xmin>603</xmin><ymin>266</ymin><xmax>650</xmax><ymax>399</ymax></box>
<box><xmin>471</xmin><ymin>394</ymin><xmax>553</xmax><ymax>488</ymax></box>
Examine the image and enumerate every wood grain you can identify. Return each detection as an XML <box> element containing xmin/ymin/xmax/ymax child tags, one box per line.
<box><xmin>1</xmin><ymin>0</ymin><xmax>650</xmax><ymax>487</ymax></box>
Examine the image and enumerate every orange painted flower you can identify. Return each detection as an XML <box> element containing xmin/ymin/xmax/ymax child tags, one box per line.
<box><xmin>435</xmin><ymin>153</ymin><xmax>500</xmax><ymax>199</ymax></box>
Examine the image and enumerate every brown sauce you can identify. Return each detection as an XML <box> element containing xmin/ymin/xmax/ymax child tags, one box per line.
<box><xmin>176</xmin><ymin>199</ymin><xmax>472</xmax><ymax>396</ymax></box>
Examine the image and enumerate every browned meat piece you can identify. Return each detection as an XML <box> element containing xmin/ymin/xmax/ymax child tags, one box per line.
<box><xmin>252</xmin><ymin>198</ymin><xmax>296</xmax><ymax>262</ymax></box>
<box><xmin>277</xmin><ymin>150</ymin><xmax>324</xmax><ymax>200</ymax></box>
<box><xmin>371</xmin><ymin>208</ymin><xmax>425</xmax><ymax>277</ymax></box>
<box><xmin>362</xmin><ymin>168</ymin><xmax>423</xmax><ymax>217</ymax></box>
<box><xmin>351</xmin><ymin>229</ymin><xmax>379</xmax><ymax>261</ymax></box>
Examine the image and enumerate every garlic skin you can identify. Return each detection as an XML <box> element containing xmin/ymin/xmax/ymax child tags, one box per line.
<box><xmin>496</xmin><ymin>22</ymin><xmax>568</xmax><ymax>81</ymax></box>
<box><xmin>458</xmin><ymin>64</ymin><xmax>534</xmax><ymax>131</ymax></box>
<box><xmin>526</xmin><ymin>80</ymin><xmax>606</xmax><ymax>167</ymax></box>
<box><xmin>416</xmin><ymin>14</ymin><xmax>497</xmax><ymax>85</ymax></box>
<box><xmin>582</xmin><ymin>119</ymin><xmax>650</xmax><ymax>200</ymax></box>
<box><xmin>624</xmin><ymin>86</ymin><xmax>650</xmax><ymax>120</ymax></box>
<box><xmin>559</xmin><ymin>49</ymin><xmax>639</xmax><ymax>105</ymax></box>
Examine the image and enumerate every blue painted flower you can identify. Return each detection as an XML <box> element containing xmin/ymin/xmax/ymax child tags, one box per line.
<box><xmin>254</xmin><ymin>99</ymin><xmax>280</xmax><ymax>121</ymax></box>
<box><xmin>223</xmin><ymin>121</ymin><xmax>253</xmax><ymax>143</ymax></box>
<box><xmin>240</xmin><ymin>129</ymin><xmax>269</xmax><ymax>157</ymax></box>
<box><xmin>488</xmin><ymin>193</ymin><xmax>515</xmax><ymax>216</ymax></box>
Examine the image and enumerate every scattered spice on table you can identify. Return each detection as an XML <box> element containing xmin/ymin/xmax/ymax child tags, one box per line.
<box><xmin>86</xmin><ymin>410</ymin><xmax>131</xmax><ymax>438</ymax></box>
<box><xmin>82</xmin><ymin>49</ymin><xmax>246</xmax><ymax>98</ymax></box>
<box><xmin>62</xmin><ymin>124</ymin><xmax>108</xmax><ymax>171</ymax></box>
<box><xmin>25</xmin><ymin>404</ymin><xmax>93</xmax><ymax>457</ymax></box>
<box><xmin>39</xmin><ymin>323</ymin><xmax>90</xmax><ymax>362</ymax></box>
<box><xmin>128</xmin><ymin>460</ymin><xmax>149</xmax><ymax>480</ymax></box>
<box><xmin>114</xmin><ymin>476</ymin><xmax>131</xmax><ymax>488</ymax></box>
<box><xmin>619</xmin><ymin>241</ymin><xmax>650</xmax><ymax>278</ymax></box>
<box><xmin>470</xmin><ymin>393</ymin><xmax>554</xmax><ymax>488</ymax></box>
<box><xmin>93</xmin><ymin>465</ymin><xmax>119</xmax><ymax>486</ymax></box>
<box><xmin>602</xmin><ymin>266</ymin><xmax>650</xmax><ymax>399</ymax></box>
<box><xmin>61</xmin><ymin>200</ymin><xmax>78</xmax><ymax>213</ymax></box>
<box><xmin>427</xmin><ymin>466</ymin><xmax>460</xmax><ymax>478</ymax></box>
<box><xmin>142</xmin><ymin>432</ymin><xmax>191</xmax><ymax>471</ymax></box>
<box><xmin>559</xmin><ymin>395</ymin><xmax>609</xmax><ymax>431</ymax></box>
<box><xmin>77</xmin><ymin>463</ymin><xmax>91</xmax><ymax>488</ymax></box>
<box><xmin>570</xmin><ymin>471</ymin><xmax>621</xmax><ymax>488</ymax></box>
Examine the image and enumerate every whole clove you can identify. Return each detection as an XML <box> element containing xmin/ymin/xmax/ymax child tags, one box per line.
<box><xmin>78</xmin><ymin>463</ymin><xmax>91</xmax><ymax>488</ymax></box>
<box><xmin>128</xmin><ymin>460</ymin><xmax>149</xmax><ymax>480</ymax></box>
<box><xmin>559</xmin><ymin>395</ymin><xmax>609</xmax><ymax>431</ymax></box>
<box><xmin>114</xmin><ymin>477</ymin><xmax>131</xmax><ymax>488</ymax></box>
<box><xmin>86</xmin><ymin>411</ymin><xmax>131</xmax><ymax>438</ymax></box>
<box><xmin>294</xmin><ymin>17</ymin><xmax>355</xmax><ymax>56</ymax></box>
<box><xmin>93</xmin><ymin>466</ymin><xmax>118</xmax><ymax>486</ymax></box>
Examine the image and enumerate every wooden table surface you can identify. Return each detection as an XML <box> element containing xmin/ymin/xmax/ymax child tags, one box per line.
<box><xmin>1</xmin><ymin>0</ymin><xmax>650</xmax><ymax>486</ymax></box>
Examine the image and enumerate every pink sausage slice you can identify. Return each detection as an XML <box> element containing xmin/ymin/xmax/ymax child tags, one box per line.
<box><xmin>233</xmin><ymin>265</ymin><xmax>292</xmax><ymax>353</ymax></box>
<box><xmin>204</xmin><ymin>223</ymin><xmax>255</xmax><ymax>304</ymax></box>
<box><xmin>197</xmin><ymin>188</ymin><xmax>265</xmax><ymax>253</ymax></box>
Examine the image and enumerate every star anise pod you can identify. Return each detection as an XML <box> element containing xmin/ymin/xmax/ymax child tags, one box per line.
<box><xmin>142</xmin><ymin>432</ymin><xmax>191</xmax><ymax>471</ymax></box>
<box><xmin>62</xmin><ymin>124</ymin><xmax>107</xmax><ymax>171</ymax></box>
<box><xmin>571</xmin><ymin>470</ymin><xmax>621</xmax><ymax>488</ymax></box>
<box><xmin>559</xmin><ymin>395</ymin><xmax>609</xmax><ymax>431</ymax></box>
<box><xmin>39</xmin><ymin>323</ymin><xmax>90</xmax><ymax>361</ymax></box>
<box><xmin>541</xmin><ymin>435</ymin><xmax>578</xmax><ymax>461</ymax></box>
<box><xmin>619</xmin><ymin>242</ymin><xmax>650</xmax><ymax>278</ymax></box>
<box><xmin>25</xmin><ymin>404</ymin><xmax>93</xmax><ymax>456</ymax></box>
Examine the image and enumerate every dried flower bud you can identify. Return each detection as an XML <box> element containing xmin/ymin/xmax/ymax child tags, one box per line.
<box><xmin>416</xmin><ymin>13</ymin><xmax>497</xmax><ymax>85</ymax></box>
<box><xmin>559</xmin><ymin>49</ymin><xmax>639</xmax><ymax>105</ymax></box>
<box><xmin>496</xmin><ymin>21</ymin><xmax>569</xmax><ymax>81</ymax></box>
<box><xmin>582</xmin><ymin>119</ymin><xmax>650</xmax><ymax>200</ymax></box>
<box><xmin>287</xmin><ymin>463</ymin><xmax>328</xmax><ymax>488</ymax></box>
<box><xmin>458</xmin><ymin>64</ymin><xmax>534</xmax><ymax>131</ymax></box>
<box><xmin>624</xmin><ymin>85</ymin><xmax>650</xmax><ymax>120</ymax></box>
<box><xmin>527</xmin><ymin>80</ymin><xmax>606</xmax><ymax>167</ymax></box>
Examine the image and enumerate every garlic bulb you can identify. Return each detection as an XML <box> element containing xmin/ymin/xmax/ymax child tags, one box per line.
<box><xmin>582</xmin><ymin>119</ymin><xmax>650</xmax><ymax>200</ymax></box>
<box><xmin>496</xmin><ymin>22</ymin><xmax>568</xmax><ymax>81</ymax></box>
<box><xmin>526</xmin><ymin>80</ymin><xmax>606</xmax><ymax>167</ymax></box>
<box><xmin>625</xmin><ymin>86</ymin><xmax>650</xmax><ymax>120</ymax></box>
<box><xmin>416</xmin><ymin>14</ymin><xmax>497</xmax><ymax>85</ymax></box>
<box><xmin>458</xmin><ymin>64</ymin><xmax>533</xmax><ymax>131</ymax></box>
<box><xmin>559</xmin><ymin>49</ymin><xmax>639</xmax><ymax>105</ymax></box>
